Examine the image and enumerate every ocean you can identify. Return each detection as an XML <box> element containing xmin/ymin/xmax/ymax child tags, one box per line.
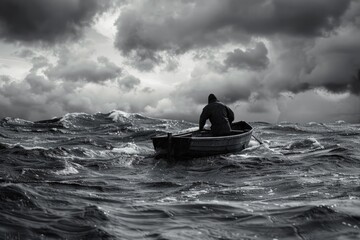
<box><xmin>0</xmin><ymin>110</ymin><xmax>359</xmax><ymax>240</ymax></box>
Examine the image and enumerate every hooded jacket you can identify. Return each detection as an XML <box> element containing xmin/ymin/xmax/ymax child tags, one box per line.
<box><xmin>199</xmin><ymin>94</ymin><xmax>235</xmax><ymax>136</ymax></box>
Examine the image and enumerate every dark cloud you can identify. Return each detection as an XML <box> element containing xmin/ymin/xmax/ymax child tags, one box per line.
<box><xmin>262</xmin><ymin>27</ymin><xmax>360</xmax><ymax>97</ymax></box>
<box><xmin>47</xmin><ymin>55</ymin><xmax>122</xmax><ymax>83</ymax></box>
<box><xmin>0</xmin><ymin>75</ymin><xmax>50</xmax><ymax>120</ymax></box>
<box><xmin>224</xmin><ymin>42</ymin><xmax>269</xmax><ymax>71</ymax></box>
<box><xmin>163</xmin><ymin>57</ymin><xmax>179</xmax><ymax>72</ymax></box>
<box><xmin>353</xmin><ymin>69</ymin><xmax>360</xmax><ymax>94</ymax></box>
<box><xmin>118</xmin><ymin>75</ymin><xmax>141</xmax><ymax>91</ymax></box>
<box><xmin>30</xmin><ymin>56</ymin><xmax>50</xmax><ymax>72</ymax></box>
<box><xmin>25</xmin><ymin>73</ymin><xmax>56</xmax><ymax>95</ymax></box>
<box><xmin>0</xmin><ymin>70</ymin><xmax>97</xmax><ymax>120</ymax></box>
<box><xmin>114</xmin><ymin>0</ymin><xmax>352</xmax><ymax>70</ymax></box>
<box><xmin>307</xmin><ymin>35</ymin><xmax>360</xmax><ymax>95</ymax></box>
<box><xmin>254</xmin><ymin>0</ymin><xmax>351</xmax><ymax>36</ymax></box>
<box><xmin>126</xmin><ymin>53</ymin><xmax>163</xmax><ymax>72</ymax></box>
<box><xmin>0</xmin><ymin>74</ymin><xmax>88</xmax><ymax>120</ymax></box>
<box><xmin>0</xmin><ymin>50</ymin><xmax>150</xmax><ymax>120</ymax></box>
<box><xmin>0</xmin><ymin>0</ymin><xmax>113</xmax><ymax>44</ymax></box>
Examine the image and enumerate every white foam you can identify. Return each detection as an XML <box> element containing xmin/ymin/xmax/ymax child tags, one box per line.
<box><xmin>299</xmin><ymin>177</ymin><xmax>323</xmax><ymax>184</ymax></box>
<box><xmin>60</xmin><ymin>112</ymin><xmax>91</xmax><ymax>128</ymax></box>
<box><xmin>307</xmin><ymin>122</ymin><xmax>321</xmax><ymax>126</ymax></box>
<box><xmin>308</xmin><ymin>137</ymin><xmax>324</xmax><ymax>149</ymax></box>
<box><xmin>158</xmin><ymin>197</ymin><xmax>177</xmax><ymax>203</ymax></box>
<box><xmin>182</xmin><ymin>189</ymin><xmax>208</xmax><ymax>199</ymax></box>
<box><xmin>241</xmin><ymin>186</ymin><xmax>265</xmax><ymax>191</ymax></box>
<box><xmin>6</xmin><ymin>143</ymin><xmax>49</xmax><ymax>151</ymax></box>
<box><xmin>108</xmin><ymin>110</ymin><xmax>132</xmax><ymax>122</ymax></box>
<box><xmin>83</xmin><ymin>148</ymin><xmax>111</xmax><ymax>158</ymax></box>
<box><xmin>4</xmin><ymin>117</ymin><xmax>33</xmax><ymax>125</ymax></box>
<box><xmin>179</xmin><ymin>127</ymin><xmax>199</xmax><ymax>133</ymax></box>
<box><xmin>54</xmin><ymin>160</ymin><xmax>79</xmax><ymax>175</ymax></box>
<box><xmin>248</xmin><ymin>139</ymin><xmax>260</xmax><ymax>147</ymax></box>
<box><xmin>336</xmin><ymin>120</ymin><xmax>346</xmax><ymax>124</ymax></box>
<box><xmin>61</xmin><ymin>112</ymin><xmax>89</xmax><ymax>121</ymax></box>
<box><xmin>279</xmin><ymin>121</ymin><xmax>291</xmax><ymax>125</ymax></box>
<box><xmin>112</xmin><ymin>142</ymin><xmax>140</xmax><ymax>155</ymax></box>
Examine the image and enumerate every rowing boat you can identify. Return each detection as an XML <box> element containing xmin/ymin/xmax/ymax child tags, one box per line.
<box><xmin>152</xmin><ymin>121</ymin><xmax>253</xmax><ymax>159</ymax></box>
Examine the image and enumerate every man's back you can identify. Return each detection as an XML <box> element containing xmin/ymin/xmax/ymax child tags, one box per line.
<box><xmin>199</xmin><ymin>94</ymin><xmax>234</xmax><ymax>136</ymax></box>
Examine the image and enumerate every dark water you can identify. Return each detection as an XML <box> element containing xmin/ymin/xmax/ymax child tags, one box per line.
<box><xmin>0</xmin><ymin>111</ymin><xmax>360</xmax><ymax>240</ymax></box>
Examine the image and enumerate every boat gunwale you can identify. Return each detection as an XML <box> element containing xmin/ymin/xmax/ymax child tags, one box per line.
<box><xmin>181</xmin><ymin>129</ymin><xmax>252</xmax><ymax>140</ymax></box>
<box><xmin>152</xmin><ymin>128</ymin><xmax>253</xmax><ymax>140</ymax></box>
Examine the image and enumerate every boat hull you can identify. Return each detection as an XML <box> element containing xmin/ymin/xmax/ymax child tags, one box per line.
<box><xmin>152</xmin><ymin>121</ymin><xmax>253</xmax><ymax>159</ymax></box>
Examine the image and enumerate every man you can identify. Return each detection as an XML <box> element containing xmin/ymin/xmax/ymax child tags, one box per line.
<box><xmin>199</xmin><ymin>94</ymin><xmax>235</xmax><ymax>136</ymax></box>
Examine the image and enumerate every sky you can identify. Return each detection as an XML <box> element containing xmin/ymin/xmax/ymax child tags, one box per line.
<box><xmin>0</xmin><ymin>0</ymin><xmax>360</xmax><ymax>123</ymax></box>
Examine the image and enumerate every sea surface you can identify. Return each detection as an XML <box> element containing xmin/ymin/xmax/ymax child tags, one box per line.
<box><xmin>0</xmin><ymin>110</ymin><xmax>360</xmax><ymax>240</ymax></box>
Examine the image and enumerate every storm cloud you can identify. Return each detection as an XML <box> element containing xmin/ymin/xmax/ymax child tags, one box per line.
<box><xmin>1</xmin><ymin>0</ymin><xmax>360</xmax><ymax>123</ymax></box>
<box><xmin>224</xmin><ymin>42</ymin><xmax>269</xmax><ymax>71</ymax></box>
<box><xmin>262</xmin><ymin>25</ymin><xmax>360</xmax><ymax>98</ymax></box>
<box><xmin>114</xmin><ymin>0</ymin><xmax>352</xmax><ymax>70</ymax></box>
<box><xmin>0</xmin><ymin>57</ymin><xmax>147</xmax><ymax>120</ymax></box>
<box><xmin>0</xmin><ymin>0</ymin><xmax>113</xmax><ymax>43</ymax></box>
<box><xmin>118</xmin><ymin>75</ymin><xmax>141</xmax><ymax>91</ymax></box>
<box><xmin>46</xmin><ymin>52</ymin><xmax>122</xmax><ymax>83</ymax></box>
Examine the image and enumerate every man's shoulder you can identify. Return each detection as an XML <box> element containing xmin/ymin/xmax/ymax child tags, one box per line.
<box><xmin>213</xmin><ymin>101</ymin><xmax>226</xmax><ymax>107</ymax></box>
<box><xmin>204</xmin><ymin>101</ymin><xmax>226</xmax><ymax>109</ymax></box>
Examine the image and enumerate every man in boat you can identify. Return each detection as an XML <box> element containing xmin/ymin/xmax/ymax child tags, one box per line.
<box><xmin>199</xmin><ymin>93</ymin><xmax>235</xmax><ymax>136</ymax></box>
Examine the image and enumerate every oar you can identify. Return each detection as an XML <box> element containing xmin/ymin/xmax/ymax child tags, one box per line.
<box><xmin>252</xmin><ymin>134</ymin><xmax>263</xmax><ymax>145</ymax></box>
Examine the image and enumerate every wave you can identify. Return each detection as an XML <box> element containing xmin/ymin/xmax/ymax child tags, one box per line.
<box><xmin>285</xmin><ymin>137</ymin><xmax>324</xmax><ymax>151</ymax></box>
<box><xmin>0</xmin><ymin>110</ymin><xmax>192</xmax><ymax>136</ymax></box>
<box><xmin>0</xmin><ymin>184</ymin><xmax>40</xmax><ymax>210</ymax></box>
<box><xmin>266</xmin><ymin>124</ymin><xmax>309</xmax><ymax>133</ymax></box>
<box><xmin>1</xmin><ymin>110</ymin><xmax>360</xmax><ymax>239</ymax></box>
<box><xmin>1</xmin><ymin>117</ymin><xmax>34</xmax><ymax>126</ymax></box>
<box><xmin>0</xmin><ymin>192</ymin><xmax>112</xmax><ymax>239</ymax></box>
<box><xmin>112</xmin><ymin>142</ymin><xmax>142</xmax><ymax>155</ymax></box>
<box><xmin>53</xmin><ymin>160</ymin><xmax>80</xmax><ymax>175</ymax></box>
<box><xmin>1</xmin><ymin>111</ymin><xmax>357</xmax><ymax>137</ymax></box>
<box><xmin>108</xmin><ymin>110</ymin><xmax>147</xmax><ymax>123</ymax></box>
<box><xmin>118</xmin><ymin>201</ymin><xmax>360</xmax><ymax>239</ymax></box>
<box><xmin>60</xmin><ymin>112</ymin><xmax>103</xmax><ymax>129</ymax></box>
<box><xmin>265</xmin><ymin>122</ymin><xmax>360</xmax><ymax>136</ymax></box>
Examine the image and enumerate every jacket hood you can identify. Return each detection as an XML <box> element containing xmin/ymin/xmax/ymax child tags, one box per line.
<box><xmin>208</xmin><ymin>94</ymin><xmax>217</xmax><ymax>104</ymax></box>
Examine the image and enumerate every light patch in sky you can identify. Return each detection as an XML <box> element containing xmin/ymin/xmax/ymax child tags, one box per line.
<box><xmin>0</xmin><ymin>57</ymin><xmax>31</xmax><ymax>79</ymax></box>
<box><xmin>93</xmin><ymin>9</ymin><xmax>121</xmax><ymax>40</ymax></box>
<box><xmin>315</xmin><ymin>89</ymin><xmax>351</xmax><ymax>101</ymax></box>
